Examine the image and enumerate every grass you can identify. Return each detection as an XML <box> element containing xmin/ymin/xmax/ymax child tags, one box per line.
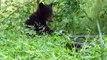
<box><xmin>0</xmin><ymin>0</ymin><xmax>107</xmax><ymax>60</ymax></box>
<box><xmin>0</xmin><ymin>17</ymin><xmax>107</xmax><ymax>60</ymax></box>
<box><xmin>0</xmin><ymin>30</ymin><xmax>70</xmax><ymax>59</ymax></box>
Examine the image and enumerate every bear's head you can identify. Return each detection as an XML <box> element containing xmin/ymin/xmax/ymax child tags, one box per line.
<box><xmin>37</xmin><ymin>3</ymin><xmax>53</xmax><ymax>21</ymax></box>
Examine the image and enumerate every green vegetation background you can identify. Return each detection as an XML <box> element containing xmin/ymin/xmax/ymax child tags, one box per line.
<box><xmin>0</xmin><ymin>0</ymin><xmax>107</xmax><ymax>60</ymax></box>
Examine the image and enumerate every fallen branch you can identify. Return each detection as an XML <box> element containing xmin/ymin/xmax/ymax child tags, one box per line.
<box><xmin>69</xmin><ymin>34</ymin><xmax>107</xmax><ymax>39</ymax></box>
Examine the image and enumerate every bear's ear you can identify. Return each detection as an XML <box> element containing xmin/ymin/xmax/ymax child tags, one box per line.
<box><xmin>39</xmin><ymin>2</ymin><xmax>44</xmax><ymax>8</ymax></box>
<box><xmin>50</xmin><ymin>3</ymin><xmax>53</xmax><ymax>7</ymax></box>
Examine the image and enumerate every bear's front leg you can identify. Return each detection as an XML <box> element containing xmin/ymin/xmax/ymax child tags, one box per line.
<box><xmin>41</xmin><ymin>21</ymin><xmax>53</xmax><ymax>34</ymax></box>
<box><xmin>34</xmin><ymin>23</ymin><xmax>43</xmax><ymax>35</ymax></box>
<box><xmin>44</xmin><ymin>26</ymin><xmax>53</xmax><ymax>34</ymax></box>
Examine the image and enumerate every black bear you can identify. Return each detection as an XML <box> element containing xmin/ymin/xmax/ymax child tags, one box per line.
<box><xmin>25</xmin><ymin>2</ymin><xmax>53</xmax><ymax>34</ymax></box>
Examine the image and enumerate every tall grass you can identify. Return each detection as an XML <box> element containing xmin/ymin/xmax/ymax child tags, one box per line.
<box><xmin>97</xmin><ymin>20</ymin><xmax>104</xmax><ymax>60</ymax></box>
<box><xmin>0</xmin><ymin>0</ymin><xmax>107</xmax><ymax>60</ymax></box>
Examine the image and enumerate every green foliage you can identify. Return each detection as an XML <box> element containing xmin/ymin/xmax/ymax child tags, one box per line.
<box><xmin>0</xmin><ymin>0</ymin><xmax>107</xmax><ymax>60</ymax></box>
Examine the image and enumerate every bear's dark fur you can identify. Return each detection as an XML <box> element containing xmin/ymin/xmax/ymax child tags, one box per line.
<box><xmin>25</xmin><ymin>2</ymin><xmax>53</xmax><ymax>34</ymax></box>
